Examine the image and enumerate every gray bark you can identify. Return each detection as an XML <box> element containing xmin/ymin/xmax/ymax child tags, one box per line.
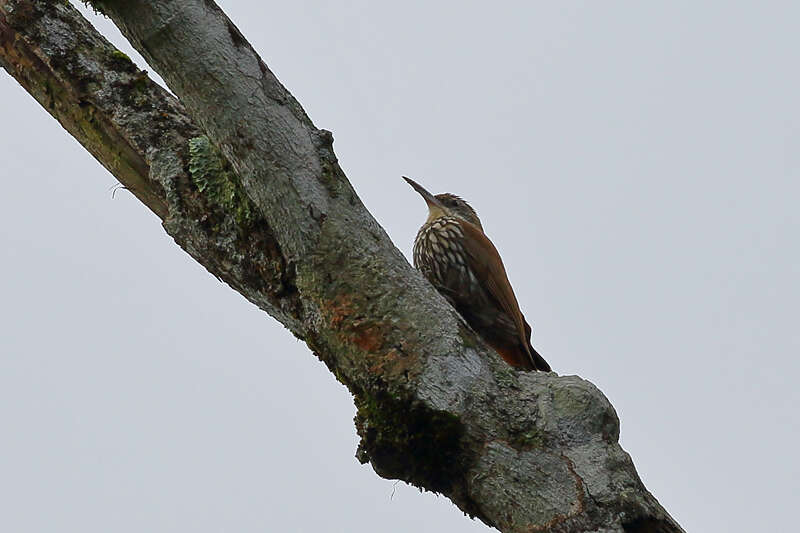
<box><xmin>0</xmin><ymin>2</ymin><xmax>684</xmax><ymax>532</ymax></box>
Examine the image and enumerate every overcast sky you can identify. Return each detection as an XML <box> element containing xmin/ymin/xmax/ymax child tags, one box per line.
<box><xmin>1</xmin><ymin>2</ymin><xmax>798</xmax><ymax>532</ymax></box>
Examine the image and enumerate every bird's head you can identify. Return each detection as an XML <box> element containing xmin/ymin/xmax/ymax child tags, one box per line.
<box><xmin>403</xmin><ymin>176</ymin><xmax>483</xmax><ymax>230</ymax></box>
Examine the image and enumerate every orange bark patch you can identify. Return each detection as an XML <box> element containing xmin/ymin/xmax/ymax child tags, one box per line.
<box><xmin>324</xmin><ymin>293</ymin><xmax>418</xmax><ymax>379</ymax></box>
<box><xmin>326</xmin><ymin>293</ymin><xmax>387</xmax><ymax>353</ymax></box>
<box><xmin>350</xmin><ymin>321</ymin><xmax>384</xmax><ymax>353</ymax></box>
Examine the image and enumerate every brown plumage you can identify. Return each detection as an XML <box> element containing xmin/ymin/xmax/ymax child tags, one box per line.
<box><xmin>404</xmin><ymin>177</ymin><xmax>551</xmax><ymax>371</ymax></box>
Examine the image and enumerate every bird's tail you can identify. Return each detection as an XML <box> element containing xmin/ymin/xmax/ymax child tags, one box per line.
<box><xmin>522</xmin><ymin>320</ymin><xmax>551</xmax><ymax>372</ymax></box>
<box><xmin>528</xmin><ymin>343</ymin><xmax>551</xmax><ymax>372</ymax></box>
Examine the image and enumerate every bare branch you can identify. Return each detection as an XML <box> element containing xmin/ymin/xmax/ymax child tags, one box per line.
<box><xmin>0</xmin><ymin>1</ymin><xmax>684</xmax><ymax>531</ymax></box>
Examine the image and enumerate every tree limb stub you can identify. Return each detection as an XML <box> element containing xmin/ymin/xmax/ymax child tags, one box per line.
<box><xmin>0</xmin><ymin>0</ymin><xmax>300</xmax><ymax>329</ymax></box>
<box><xmin>1</xmin><ymin>1</ymin><xmax>684</xmax><ymax>531</ymax></box>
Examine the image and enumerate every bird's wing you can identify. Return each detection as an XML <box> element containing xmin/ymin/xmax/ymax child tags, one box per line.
<box><xmin>458</xmin><ymin>220</ymin><xmax>532</xmax><ymax>362</ymax></box>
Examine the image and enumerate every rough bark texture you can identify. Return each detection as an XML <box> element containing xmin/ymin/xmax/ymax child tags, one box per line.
<box><xmin>0</xmin><ymin>2</ymin><xmax>684</xmax><ymax>532</ymax></box>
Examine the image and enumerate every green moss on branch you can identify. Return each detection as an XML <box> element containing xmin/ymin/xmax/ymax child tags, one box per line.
<box><xmin>188</xmin><ymin>135</ymin><xmax>254</xmax><ymax>229</ymax></box>
<box><xmin>354</xmin><ymin>390</ymin><xmax>466</xmax><ymax>494</ymax></box>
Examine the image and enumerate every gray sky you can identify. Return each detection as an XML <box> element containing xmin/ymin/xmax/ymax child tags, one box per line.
<box><xmin>1</xmin><ymin>2</ymin><xmax>798</xmax><ymax>531</ymax></box>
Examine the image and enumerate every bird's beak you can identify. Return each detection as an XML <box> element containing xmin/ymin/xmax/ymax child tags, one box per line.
<box><xmin>403</xmin><ymin>176</ymin><xmax>443</xmax><ymax>208</ymax></box>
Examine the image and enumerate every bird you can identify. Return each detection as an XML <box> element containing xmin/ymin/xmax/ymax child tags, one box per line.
<box><xmin>403</xmin><ymin>176</ymin><xmax>551</xmax><ymax>371</ymax></box>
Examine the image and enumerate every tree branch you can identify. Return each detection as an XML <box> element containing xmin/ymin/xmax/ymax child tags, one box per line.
<box><xmin>0</xmin><ymin>2</ymin><xmax>683</xmax><ymax>531</ymax></box>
